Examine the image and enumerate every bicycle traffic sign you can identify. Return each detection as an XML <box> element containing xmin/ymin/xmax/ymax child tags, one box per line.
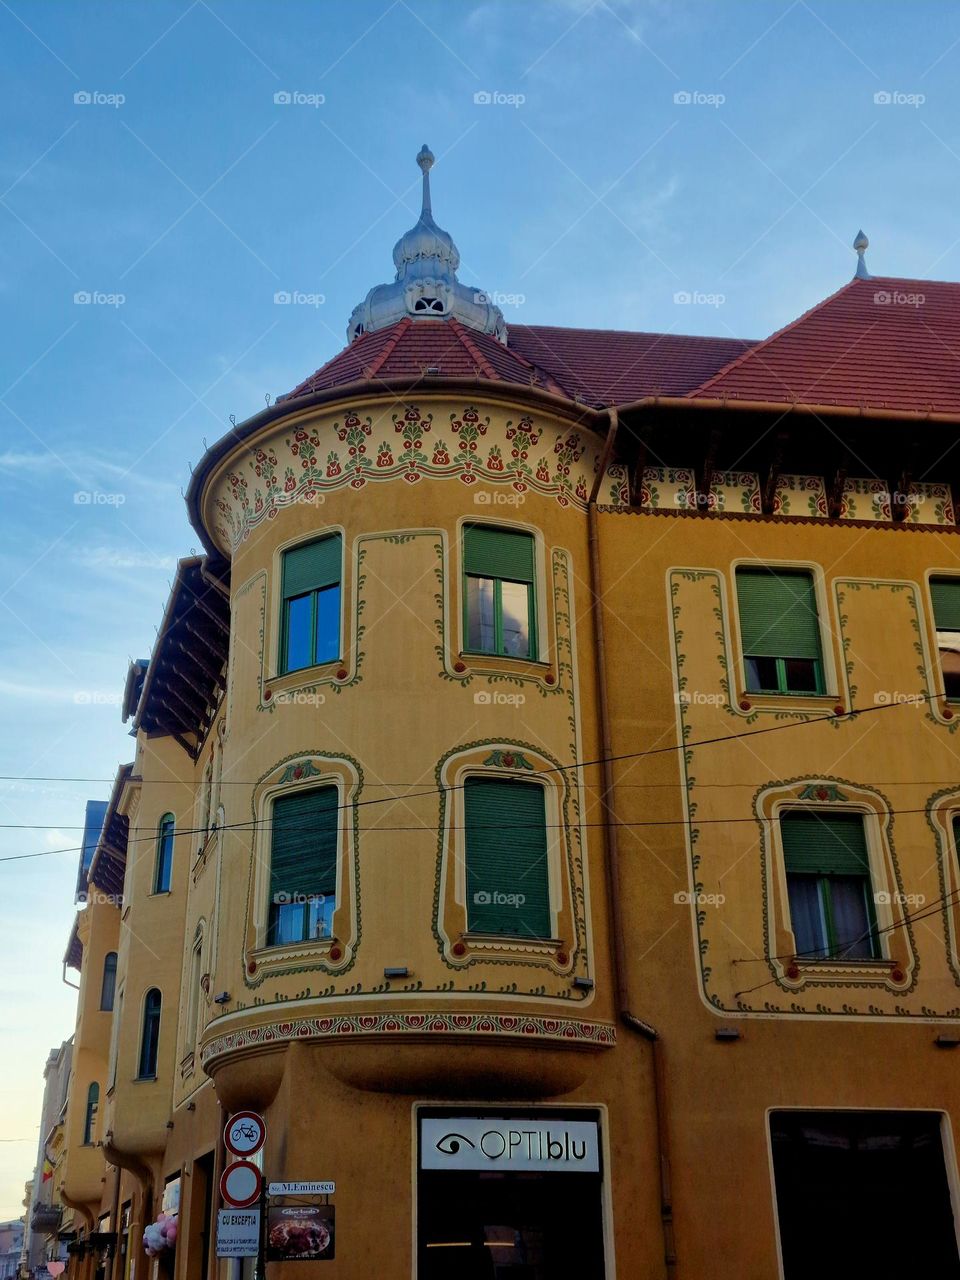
<box><xmin>224</xmin><ymin>1110</ymin><xmax>266</xmax><ymax>1158</ymax></box>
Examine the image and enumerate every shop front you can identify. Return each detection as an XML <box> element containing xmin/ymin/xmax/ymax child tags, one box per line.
<box><xmin>416</xmin><ymin>1109</ymin><xmax>608</xmax><ymax>1279</ymax></box>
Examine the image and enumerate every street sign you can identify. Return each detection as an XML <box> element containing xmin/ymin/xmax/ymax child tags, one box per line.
<box><xmin>225</xmin><ymin>1110</ymin><xmax>267</xmax><ymax>1157</ymax></box>
<box><xmin>216</xmin><ymin>1209</ymin><xmax>260</xmax><ymax>1258</ymax></box>
<box><xmin>268</xmin><ymin>1182</ymin><xmax>336</xmax><ymax>1197</ymax></box>
<box><xmin>220</xmin><ymin>1160</ymin><xmax>263</xmax><ymax>1209</ymax></box>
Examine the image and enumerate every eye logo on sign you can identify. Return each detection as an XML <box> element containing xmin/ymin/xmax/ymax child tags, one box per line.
<box><xmin>434</xmin><ymin>1133</ymin><xmax>475</xmax><ymax>1156</ymax></box>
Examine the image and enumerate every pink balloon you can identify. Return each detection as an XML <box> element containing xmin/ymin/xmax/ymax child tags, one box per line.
<box><xmin>47</xmin><ymin>1263</ymin><xmax>65</xmax><ymax>1276</ymax></box>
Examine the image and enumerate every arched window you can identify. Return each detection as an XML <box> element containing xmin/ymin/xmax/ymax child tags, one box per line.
<box><xmin>100</xmin><ymin>952</ymin><xmax>117</xmax><ymax>1011</ymax></box>
<box><xmin>154</xmin><ymin>814</ymin><xmax>175</xmax><ymax>893</ymax></box>
<box><xmin>138</xmin><ymin>989</ymin><xmax>162</xmax><ymax>1079</ymax></box>
<box><xmin>83</xmin><ymin>1082</ymin><xmax>99</xmax><ymax>1144</ymax></box>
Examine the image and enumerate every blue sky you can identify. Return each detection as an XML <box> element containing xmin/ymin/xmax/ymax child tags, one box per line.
<box><xmin>2</xmin><ymin>0</ymin><xmax>960</xmax><ymax>1215</ymax></box>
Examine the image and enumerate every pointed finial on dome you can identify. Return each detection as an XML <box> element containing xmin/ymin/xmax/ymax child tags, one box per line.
<box><xmin>417</xmin><ymin>144</ymin><xmax>435</xmax><ymax>216</ymax></box>
<box><xmin>853</xmin><ymin>229</ymin><xmax>870</xmax><ymax>279</ymax></box>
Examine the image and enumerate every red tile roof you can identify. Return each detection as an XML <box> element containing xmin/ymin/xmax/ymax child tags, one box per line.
<box><xmin>690</xmin><ymin>276</ymin><xmax>960</xmax><ymax>414</ymax></box>
<box><xmin>281</xmin><ymin>317</ymin><xmax>568</xmax><ymax>402</ymax></box>
<box><xmin>508</xmin><ymin>325</ymin><xmax>754</xmax><ymax>405</ymax></box>
<box><xmin>281</xmin><ymin>317</ymin><xmax>754</xmax><ymax>407</ymax></box>
<box><xmin>280</xmin><ymin>276</ymin><xmax>960</xmax><ymax>417</ymax></box>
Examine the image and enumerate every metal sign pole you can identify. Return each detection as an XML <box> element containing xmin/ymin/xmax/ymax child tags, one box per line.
<box><xmin>255</xmin><ymin>1187</ymin><xmax>267</xmax><ymax>1280</ymax></box>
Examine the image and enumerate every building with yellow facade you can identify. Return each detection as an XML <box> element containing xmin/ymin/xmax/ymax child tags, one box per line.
<box><xmin>42</xmin><ymin>153</ymin><xmax>960</xmax><ymax>1279</ymax></box>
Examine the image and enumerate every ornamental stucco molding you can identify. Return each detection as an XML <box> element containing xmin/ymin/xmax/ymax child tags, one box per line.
<box><xmin>200</xmin><ymin>1011</ymin><xmax>617</xmax><ymax>1068</ymax></box>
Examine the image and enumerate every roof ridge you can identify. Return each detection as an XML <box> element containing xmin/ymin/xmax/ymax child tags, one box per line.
<box><xmin>365</xmin><ymin>316</ymin><xmax>412</xmax><ymax>378</ymax></box>
<box><xmin>449</xmin><ymin>317</ymin><xmax>498</xmax><ymax>379</ymax></box>
<box><xmin>688</xmin><ymin>279</ymin><xmax>859</xmax><ymax>397</ymax></box>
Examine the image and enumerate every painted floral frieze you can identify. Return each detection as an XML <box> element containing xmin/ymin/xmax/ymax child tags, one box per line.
<box><xmin>210</xmin><ymin>401</ymin><xmax>621</xmax><ymax>550</ymax></box>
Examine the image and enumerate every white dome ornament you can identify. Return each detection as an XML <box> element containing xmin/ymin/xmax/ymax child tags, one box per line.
<box><xmin>347</xmin><ymin>144</ymin><xmax>507</xmax><ymax>344</ymax></box>
<box><xmin>853</xmin><ymin>229</ymin><xmax>871</xmax><ymax>279</ymax></box>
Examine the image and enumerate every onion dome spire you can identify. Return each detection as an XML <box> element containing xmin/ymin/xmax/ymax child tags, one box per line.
<box><xmin>347</xmin><ymin>144</ymin><xmax>506</xmax><ymax>344</ymax></box>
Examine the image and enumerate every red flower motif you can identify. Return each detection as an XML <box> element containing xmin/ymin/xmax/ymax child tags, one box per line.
<box><xmin>283</xmin><ymin>476</ymin><xmax>296</xmax><ymax>493</ymax></box>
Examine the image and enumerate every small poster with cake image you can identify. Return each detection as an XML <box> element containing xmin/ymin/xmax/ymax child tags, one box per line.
<box><xmin>267</xmin><ymin>1205</ymin><xmax>335</xmax><ymax>1261</ymax></box>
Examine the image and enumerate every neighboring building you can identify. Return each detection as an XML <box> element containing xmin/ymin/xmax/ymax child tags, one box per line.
<box><xmin>41</xmin><ymin>152</ymin><xmax>960</xmax><ymax>1278</ymax></box>
<box><xmin>22</xmin><ymin>1041</ymin><xmax>72</xmax><ymax>1280</ymax></box>
<box><xmin>0</xmin><ymin>1223</ymin><xmax>24</xmax><ymax>1280</ymax></box>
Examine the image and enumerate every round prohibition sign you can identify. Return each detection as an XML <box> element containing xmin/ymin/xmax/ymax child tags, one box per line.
<box><xmin>220</xmin><ymin>1160</ymin><xmax>263</xmax><ymax>1209</ymax></box>
<box><xmin>225</xmin><ymin>1110</ymin><xmax>266</xmax><ymax>1157</ymax></box>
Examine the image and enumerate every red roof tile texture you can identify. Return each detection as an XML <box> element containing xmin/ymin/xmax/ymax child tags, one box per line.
<box><xmin>281</xmin><ymin>318</ymin><xmax>567</xmax><ymax>402</ymax></box>
<box><xmin>281</xmin><ymin>317</ymin><xmax>753</xmax><ymax>407</ymax></box>
<box><xmin>508</xmin><ymin>324</ymin><xmax>754</xmax><ymax>405</ymax></box>
<box><xmin>690</xmin><ymin>276</ymin><xmax>960</xmax><ymax>414</ymax></box>
<box><xmin>280</xmin><ymin>275</ymin><xmax>960</xmax><ymax>417</ymax></box>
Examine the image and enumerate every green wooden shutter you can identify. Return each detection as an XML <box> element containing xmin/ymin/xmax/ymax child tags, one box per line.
<box><xmin>269</xmin><ymin>788</ymin><xmax>339</xmax><ymax>902</ymax></box>
<box><xmin>464</xmin><ymin>525</ymin><xmax>535</xmax><ymax>582</ymax></box>
<box><xmin>464</xmin><ymin>778</ymin><xmax>551</xmax><ymax>939</ymax></box>
<box><xmin>931</xmin><ymin>579</ymin><xmax>960</xmax><ymax>630</ymax></box>
<box><xmin>781</xmin><ymin>811</ymin><xmax>870</xmax><ymax>876</ymax></box>
<box><xmin>282</xmin><ymin>536</ymin><xmax>341</xmax><ymax>598</ymax></box>
<box><xmin>737</xmin><ymin>569</ymin><xmax>821</xmax><ymax>659</ymax></box>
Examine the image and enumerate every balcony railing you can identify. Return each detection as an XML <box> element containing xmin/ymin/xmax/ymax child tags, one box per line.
<box><xmin>30</xmin><ymin>1205</ymin><xmax>60</xmax><ymax>1234</ymax></box>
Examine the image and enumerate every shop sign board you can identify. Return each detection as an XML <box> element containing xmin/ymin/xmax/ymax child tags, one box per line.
<box><xmin>421</xmin><ymin>1117</ymin><xmax>600</xmax><ymax>1173</ymax></box>
<box><xmin>216</xmin><ymin>1210</ymin><xmax>260</xmax><ymax>1258</ymax></box>
<box><xmin>267</xmin><ymin>1205</ymin><xmax>335</xmax><ymax>1262</ymax></box>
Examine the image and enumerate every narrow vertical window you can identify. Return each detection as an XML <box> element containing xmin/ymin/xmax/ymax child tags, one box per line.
<box><xmin>280</xmin><ymin>535</ymin><xmax>342</xmax><ymax>674</ymax></box>
<box><xmin>931</xmin><ymin>578</ymin><xmax>960</xmax><ymax>700</ymax></box>
<box><xmin>154</xmin><ymin>814</ymin><xmax>175</xmax><ymax>893</ymax></box>
<box><xmin>138</xmin><ymin>988</ymin><xmax>162</xmax><ymax>1079</ymax></box>
<box><xmin>108</xmin><ymin>987</ymin><xmax>123</xmax><ymax>1089</ymax></box>
<box><xmin>737</xmin><ymin>567</ymin><xmax>823</xmax><ymax>695</ymax></box>
<box><xmin>268</xmin><ymin>788</ymin><xmax>339</xmax><ymax>946</ymax></box>
<box><xmin>463</xmin><ymin>525</ymin><xmax>537</xmax><ymax>659</ymax></box>
<box><xmin>100</xmin><ymin>952</ymin><xmax>117</xmax><ymax>1011</ymax></box>
<box><xmin>464</xmin><ymin>777</ymin><xmax>551</xmax><ymax>939</ymax></box>
<box><xmin>83</xmin><ymin>1082</ymin><xmax>99</xmax><ymax>1144</ymax></box>
<box><xmin>781</xmin><ymin>811</ymin><xmax>878</xmax><ymax>960</ymax></box>
<box><xmin>188</xmin><ymin>930</ymin><xmax>204</xmax><ymax>1052</ymax></box>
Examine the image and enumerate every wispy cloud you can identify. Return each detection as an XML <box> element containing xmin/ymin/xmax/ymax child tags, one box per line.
<box><xmin>69</xmin><ymin>546</ymin><xmax>177</xmax><ymax>572</ymax></box>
